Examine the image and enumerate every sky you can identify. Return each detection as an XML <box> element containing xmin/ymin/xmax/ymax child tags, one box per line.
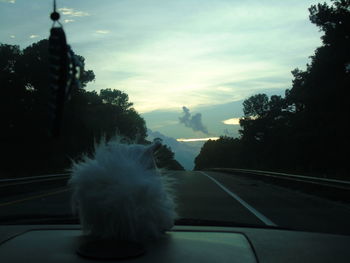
<box><xmin>0</xmin><ymin>0</ymin><xmax>327</xmax><ymax>169</ymax></box>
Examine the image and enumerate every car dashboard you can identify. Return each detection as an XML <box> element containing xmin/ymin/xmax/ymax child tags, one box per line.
<box><xmin>1</xmin><ymin>225</ymin><xmax>349</xmax><ymax>263</ymax></box>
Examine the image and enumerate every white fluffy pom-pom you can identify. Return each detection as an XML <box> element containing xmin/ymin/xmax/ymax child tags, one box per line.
<box><xmin>68</xmin><ymin>139</ymin><xmax>177</xmax><ymax>242</ymax></box>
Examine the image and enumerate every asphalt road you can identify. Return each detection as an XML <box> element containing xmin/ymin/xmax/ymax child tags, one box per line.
<box><xmin>1</xmin><ymin>171</ymin><xmax>350</xmax><ymax>235</ymax></box>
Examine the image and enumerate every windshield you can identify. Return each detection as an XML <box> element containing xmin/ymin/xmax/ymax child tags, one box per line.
<box><xmin>0</xmin><ymin>0</ymin><xmax>349</xmax><ymax>237</ymax></box>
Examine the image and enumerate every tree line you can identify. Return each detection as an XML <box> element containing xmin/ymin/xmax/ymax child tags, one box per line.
<box><xmin>195</xmin><ymin>0</ymin><xmax>349</xmax><ymax>179</ymax></box>
<box><xmin>0</xmin><ymin>39</ymin><xmax>182</xmax><ymax>177</ymax></box>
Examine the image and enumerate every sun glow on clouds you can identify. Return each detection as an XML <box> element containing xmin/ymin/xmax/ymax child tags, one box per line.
<box><xmin>83</xmin><ymin>1</ymin><xmax>322</xmax><ymax>113</ymax></box>
<box><xmin>0</xmin><ymin>0</ymin><xmax>326</xmax><ymax>142</ymax></box>
<box><xmin>222</xmin><ymin>118</ymin><xmax>240</xmax><ymax>125</ymax></box>
<box><xmin>177</xmin><ymin>137</ymin><xmax>220</xmax><ymax>142</ymax></box>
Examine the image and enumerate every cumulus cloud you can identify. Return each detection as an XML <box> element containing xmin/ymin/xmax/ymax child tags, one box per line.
<box><xmin>179</xmin><ymin>106</ymin><xmax>208</xmax><ymax>134</ymax></box>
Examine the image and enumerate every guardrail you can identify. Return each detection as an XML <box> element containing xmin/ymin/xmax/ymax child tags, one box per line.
<box><xmin>0</xmin><ymin>173</ymin><xmax>71</xmax><ymax>198</ymax></box>
<box><xmin>0</xmin><ymin>173</ymin><xmax>70</xmax><ymax>183</ymax></box>
<box><xmin>209</xmin><ymin>168</ymin><xmax>350</xmax><ymax>202</ymax></box>
<box><xmin>210</xmin><ymin>168</ymin><xmax>350</xmax><ymax>189</ymax></box>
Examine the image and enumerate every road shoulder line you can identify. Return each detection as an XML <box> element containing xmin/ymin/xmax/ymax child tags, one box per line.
<box><xmin>199</xmin><ymin>171</ymin><xmax>277</xmax><ymax>227</ymax></box>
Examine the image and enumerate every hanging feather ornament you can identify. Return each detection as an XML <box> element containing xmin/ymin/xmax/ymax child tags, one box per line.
<box><xmin>48</xmin><ymin>0</ymin><xmax>82</xmax><ymax>138</ymax></box>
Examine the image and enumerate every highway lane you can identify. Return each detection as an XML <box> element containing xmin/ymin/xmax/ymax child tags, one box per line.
<box><xmin>1</xmin><ymin>171</ymin><xmax>350</xmax><ymax>235</ymax></box>
<box><xmin>198</xmin><ymin>171</ymin><xmax>350</xmax><ymax>234</ymax></box>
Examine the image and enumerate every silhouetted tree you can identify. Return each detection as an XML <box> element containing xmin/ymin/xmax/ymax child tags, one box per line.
<box><xmin>195</xmin><ymin>0</ymin><xmax>349</xmax><ymax>179</ymax></box>
<box><xmin>155</xmin><ymin>144</ymin><xmax>185</xmax><ymax>170</ymax></box>
<box><xmin>242</xmin><ymin>93</ymin><xmax>269</xmax><ymax>118</ymax></box>
<box><xmin>0</xmin><ymin>39</ymin><xmax>147</xmax><ymax>177</ymax></box>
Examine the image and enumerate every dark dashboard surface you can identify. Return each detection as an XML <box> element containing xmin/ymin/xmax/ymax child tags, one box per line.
<box><xmin>1</xmin><ymin>225</ymin><xmax>349</xmax><ymax>263</ymax></box>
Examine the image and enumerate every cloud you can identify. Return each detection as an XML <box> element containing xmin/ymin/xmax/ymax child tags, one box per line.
<box><xmin>177</xmin><ymin>137</ymin><xmax>219</xmax><ymax>142</ymax></box>
<box><xmin>96</xmin><ymin>30</ymin><xmax>110</xmax><ymax>34</ymax></box>
<box><xmin>147</xmin><ymin>129</ymin><xmax>202</xmax><ymax>170</ymax></box>
<box><xmin>222</xmin><ymin>118</ymin><xmax>240</xmax><ymax>125</ymax></box>
<box><xmin>150</xmin><ymin>120</ymin><xmax>178</xmax><ymax>129</ymax></box>
<box><xmin>179</xmin><ymin>106</ymin><xmax>209</xmax><ymax>134</ymax></box>
<box><xmin>63</xmin><ymin>19</ymin><xmax>75</xmax><ymax>23</ymax></box>
<box><xmin>29</xmin><ymin>34</ymin><xmax>39</xmax><ymax>39</ymax></box>
<box><xmin>0</xmin><ymin>0</ymin><xmax>323</xmax><ymax>115</ymax></box>
<box><xmin>58</xmin><ymin>7</ymin><xmax>89</xmax><ymax>17</ymax></box>
<box><xmin>10</xmin><ymin>35</ymin><xmax>15</xmax><ymax>38</ymax></box>
<box><xmin>79</xmin><ymin>0</ymin><xmax>322</xmax><ymax>113</ymax></box>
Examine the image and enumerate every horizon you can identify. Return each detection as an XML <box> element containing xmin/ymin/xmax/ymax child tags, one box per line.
<box><xmin>0</xmin><ymin>0</ymin><xmax>329</xmax><ymax>169</ymax></box>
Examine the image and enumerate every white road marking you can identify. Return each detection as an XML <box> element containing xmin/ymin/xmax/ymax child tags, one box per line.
<box><xmin>199</xmin><ymin>171</ymin><xmax>277</xmax><ymax>226</ymax></box>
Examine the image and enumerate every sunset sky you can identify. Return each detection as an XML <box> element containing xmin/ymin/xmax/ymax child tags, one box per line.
<box><xmin>0</xmin><ymin>0</ymin><xmax>327</xmax><ymax>168</ymax></box>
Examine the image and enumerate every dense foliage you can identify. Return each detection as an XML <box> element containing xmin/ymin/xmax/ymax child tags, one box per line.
<box><xmin>0</xmin><ymin>39</ymin><xmax>181</xmax><ymax>177</ymax></box>
<box><xmin>195</xmin><ymin>0</ymin><xmax>349</xmax><ymax>179</ymax></box>
<box><xmin>155</xmin><ymin>144</ymin><xmax>185</xmax><ymax>170</ymax></box>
